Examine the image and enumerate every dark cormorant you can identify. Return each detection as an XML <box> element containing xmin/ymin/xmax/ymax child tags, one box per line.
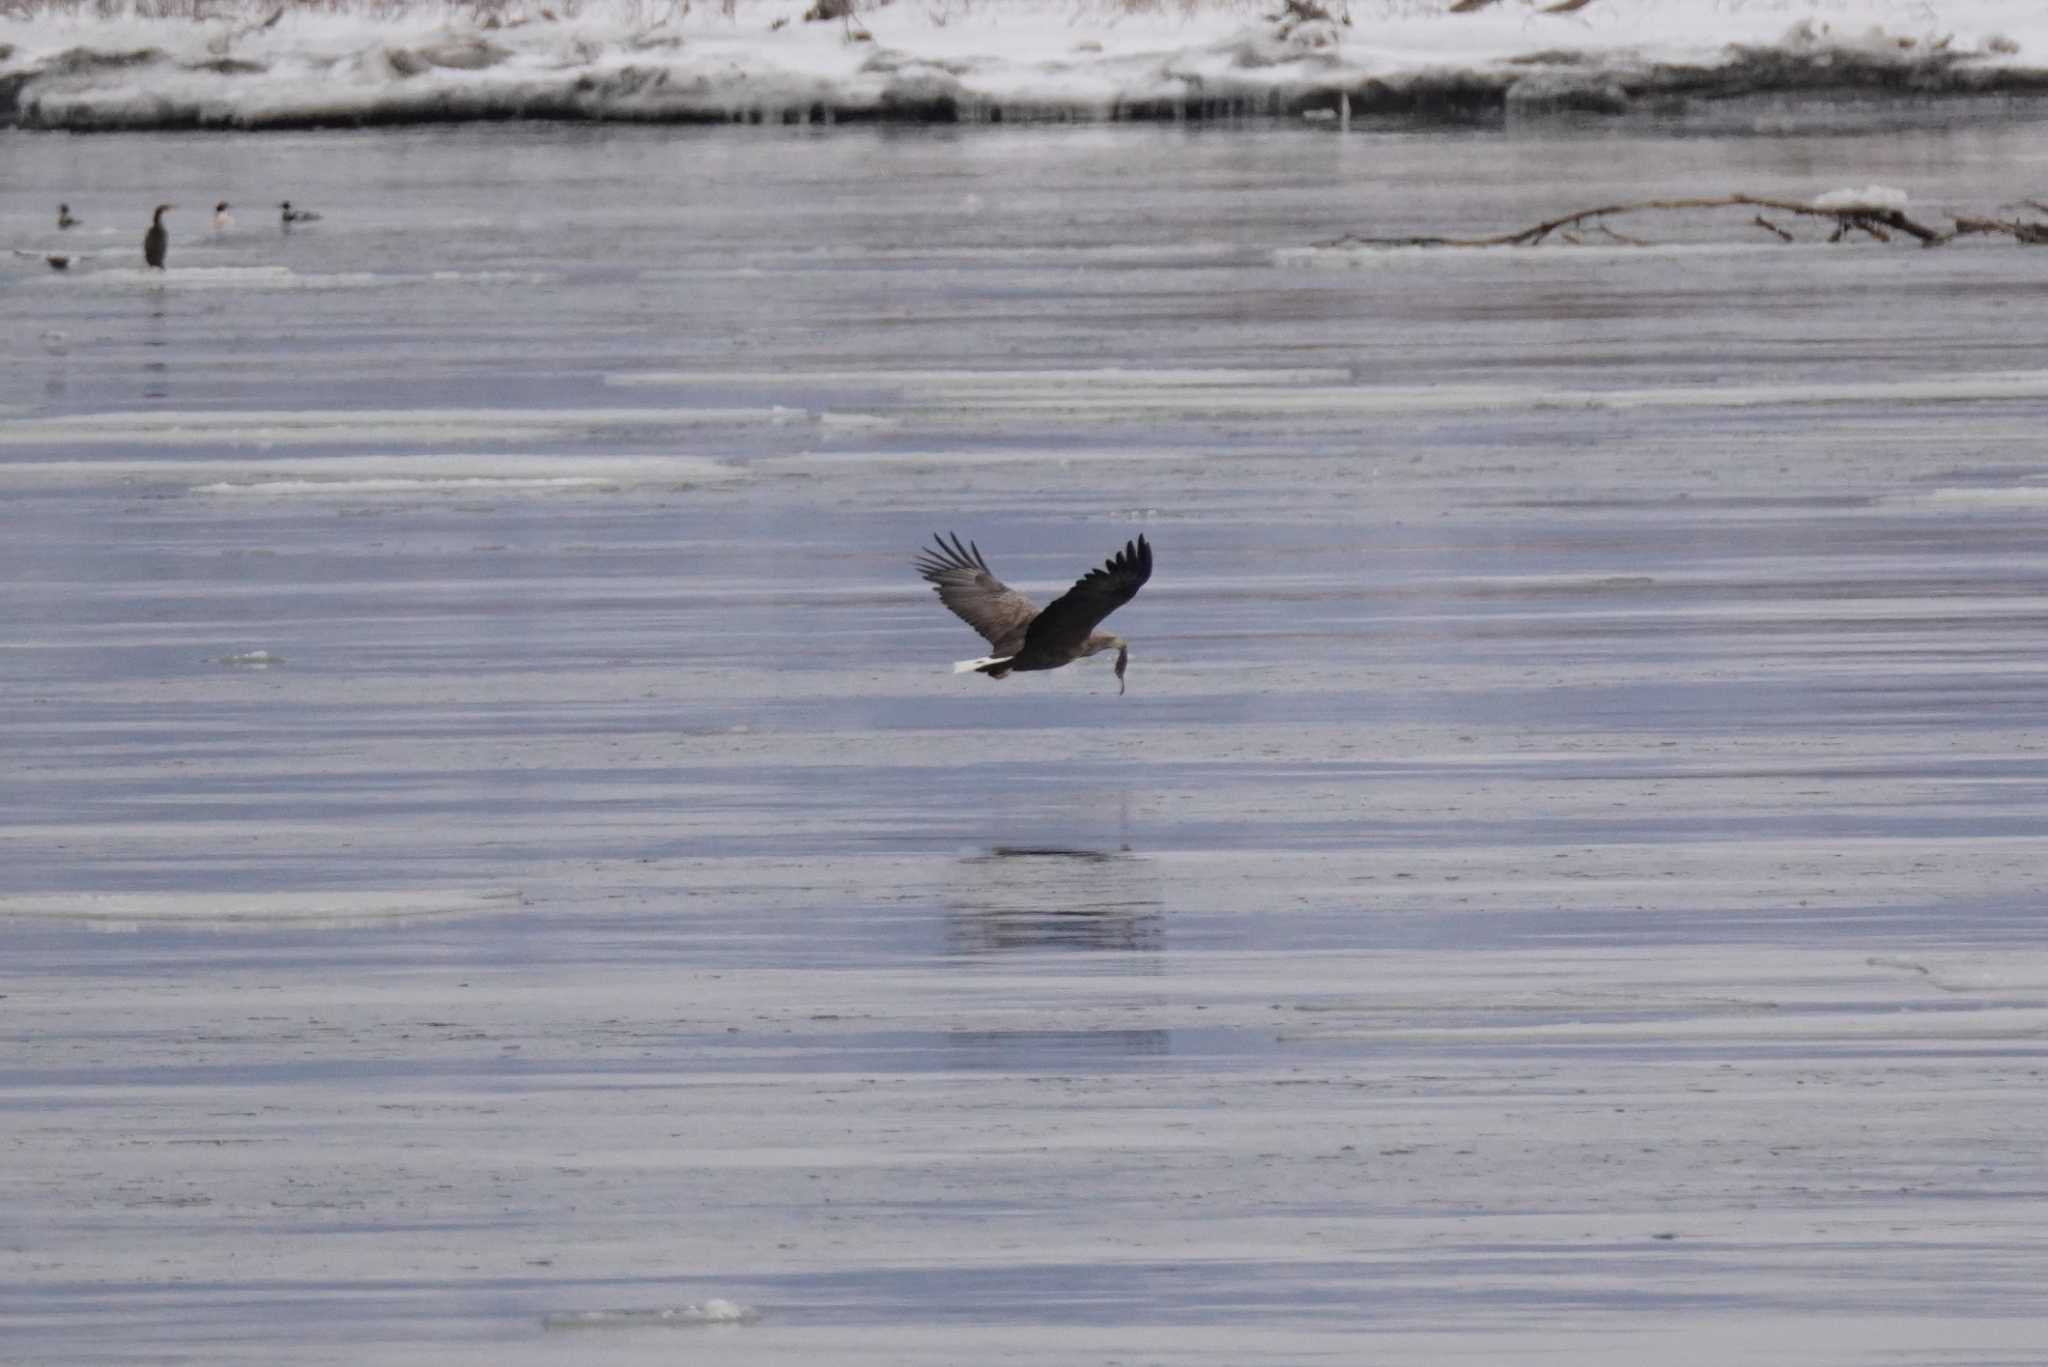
<box><xmin>916</xmin><ymin>533</ymin><xmax>1154</xmax><ymax>694</ymax></box>
<box><xmin>143</xmin><ymin>204</ymin><xmax>173</xmax><ymax>270</ymax></box>
<box><xmin>46</xmin><ymin>254</ymin><xmax>72</xmax><ymax>271</ymax></box>
<box><xmin>57</xmin><ymin>204</ymin><xmax>80</xmax><ymax>230</ymax></box>
<box><xmin>279</xmin><ymin>201</ymin><xmax>321</xmax><ymax>225</ymax></box>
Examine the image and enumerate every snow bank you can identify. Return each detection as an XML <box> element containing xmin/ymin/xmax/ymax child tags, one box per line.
<box><xmin>1</xmin><ymin>0</ymin><xmax>2044</xmax><ymax>130</ymax></box>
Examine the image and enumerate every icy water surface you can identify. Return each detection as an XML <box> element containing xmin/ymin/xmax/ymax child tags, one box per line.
<box><xmin>5</xmin><ymin>120</ymin><xmax>2048</xmax><ymax>1363</ymax></box>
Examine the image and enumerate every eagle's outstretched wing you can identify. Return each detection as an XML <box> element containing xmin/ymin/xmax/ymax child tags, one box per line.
<box><xmin>1018</xmin><ymin>535</ymin><xmax>1151</xmax><ymax>656</ymax></box>
<box><xmin>914</xmin><ymin>533</ymin><xmax>1041</xmax><ymax>655</ymax></box>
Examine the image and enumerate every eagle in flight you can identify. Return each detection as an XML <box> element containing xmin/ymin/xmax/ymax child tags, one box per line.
<box><xmin>915</xmin><ymin>533</ymin><xmax>1153</xmax><ymax>695</ymax></box>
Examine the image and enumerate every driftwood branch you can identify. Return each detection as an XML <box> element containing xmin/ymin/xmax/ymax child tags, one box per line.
<box><xmin>1315</xmin><ymin>192</ymin><xmax>2024</xmax><ymax>250</ymax></box>
<box><xmin>1588</xmin><ymin>221</ymin><xmax>1648</xmax><ymax>246</ymax></box>
<box><xmin>1954</xmin><ymin>214</ymin><xmax>2048</xmax><ymax>245</ymax></box>
<box><xmin>1751</xmin><ymin>214</ymin><xmax>1794</xmax><ymax>243</ymax></box>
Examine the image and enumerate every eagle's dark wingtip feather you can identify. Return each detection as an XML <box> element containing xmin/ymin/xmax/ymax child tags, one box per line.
<box><xmin>1108</xmin><ymin>535</ymin><xmax>1149</xmax><ymax>582</ymax></box>
<box><xmin>914</xmin><ymin>533</ymin><xmax>959</xmax><ymax>582</ymax></box>
<box><xmin>916</xmin><ymin>532</ymin><xmax>965</xmax><ymax>579</ymax></box>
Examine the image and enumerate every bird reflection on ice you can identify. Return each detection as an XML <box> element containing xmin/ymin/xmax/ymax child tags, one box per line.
<box><xmin>986</xmin><ymin>845</ymin><xmax>1120</xmax><ymax>862</ymax></box>
<box><xmin>943</xmin><ymin>845</ymin><xmax>1163</xmax><ymax>958</ymax></box>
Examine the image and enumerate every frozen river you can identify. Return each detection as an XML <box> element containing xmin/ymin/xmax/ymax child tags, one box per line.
<box><xmin>5</xmin><ymin>117</ymin><xmax>2048</xmax><ymax>1363</ymax></box>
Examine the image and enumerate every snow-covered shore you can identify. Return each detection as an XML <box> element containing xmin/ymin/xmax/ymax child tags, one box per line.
<box><xmin>3</xmin><ymin>0</ymin><xmax>2047</xmax><ymax>131</ymax></box>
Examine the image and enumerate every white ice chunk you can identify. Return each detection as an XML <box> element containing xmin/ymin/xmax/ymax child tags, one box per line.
<box><xmin>0</xmin><ymin>409</ymin><xmax>800</xmax><ymax>450</ymax></box>
<box><xmin>197</xmin><ymin>476</ymin><xmax>633</xmax><ymax>497</ymax></box>
<box><xmin>542</xmin><ymin>1299</ymin><xmax>760</xmax><ymax>1330</ymax></box>
<box><xmin>1810</xmin><ymin>184</ymin><xmax>1910</xmax><ymax>212</ymax></box>
<box><xmin>0</xmin><ymin>889</ymin><xmax>524</xmax><ymax>926</ymax></box>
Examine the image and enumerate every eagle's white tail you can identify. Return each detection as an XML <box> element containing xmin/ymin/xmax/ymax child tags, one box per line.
<box><xmin>953</xmin><ymin>655</ymin><xmax>1014</xmax><ymax>674</ymax></box>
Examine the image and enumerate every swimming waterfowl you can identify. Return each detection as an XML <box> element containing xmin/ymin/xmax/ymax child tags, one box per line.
<box><xmin>143</xmin><ymin>205</ymin><xmax>173</xmax><ymax>269</ymax></box>
<box><xmin>916</xmin><ymin>533</ymin><xmax>1153</xmax><ymax>695</ymax></box>
<box><xmin>279</xmin><ymin>201</ymin><xmax>321</xmax><ymax>225</ymax></box>
<box><xmin>57</xmin><ymin>204</ymin><xmax>80</xmax><ymax>230</ymax></box>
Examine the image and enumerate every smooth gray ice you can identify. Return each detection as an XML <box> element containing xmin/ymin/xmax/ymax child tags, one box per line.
<box><xmin>4</xmin><ymin>119</ymin><xmax>2048</xmax><ymax>1364</ymax></box>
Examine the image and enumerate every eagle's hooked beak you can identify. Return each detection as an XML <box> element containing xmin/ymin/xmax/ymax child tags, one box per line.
<box><xmin>1114</xmin><ymin>644</ymin><xmax>1128</xmax><ymax>696</ymax></box>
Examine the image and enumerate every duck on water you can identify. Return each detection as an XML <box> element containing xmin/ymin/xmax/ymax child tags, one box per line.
<box><xmin>143</xmin><ymin>205</ymin><xmax>173</xmax><ymax>269</ymax></box>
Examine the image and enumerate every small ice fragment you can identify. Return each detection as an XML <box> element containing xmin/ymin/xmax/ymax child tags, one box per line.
<box><xmin>217</xmin><ymin>650</ymin><xmax>284</xmax><ymax>667</ymax></box>
<box><xmin>542</xmin><ymin>1299</ymin><xmax>760</xmax><ymax>1330</ymax></box>
<box><xmin>1810</xmin><ymin>185</ymin><xmax>1909</xmax><ymax>212</ymax></box>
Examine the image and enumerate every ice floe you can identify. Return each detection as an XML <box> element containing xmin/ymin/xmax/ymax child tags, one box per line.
<box><xmin>63</xmin><ymin>265</ymin><xmax>389</xmax><ymax>290</ymax></box>
<box><xmin>0</xmin><ymin>888</ymin><xmax>524</xmax><ymax>925</ymax></box>
<box><xmin>0</xmin><ymin>409</ymin><xmax>798</xmax><ymax>451</ymax></box>
<box><xmin>0</xmin><ymin>453</ymin><xmax>744</xmax><ymax>503</ymax></box>
<box><xmin>541</xmin><ymin>1298</ymin><xmax>761</xmax><ymax>1329</ymax></box>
